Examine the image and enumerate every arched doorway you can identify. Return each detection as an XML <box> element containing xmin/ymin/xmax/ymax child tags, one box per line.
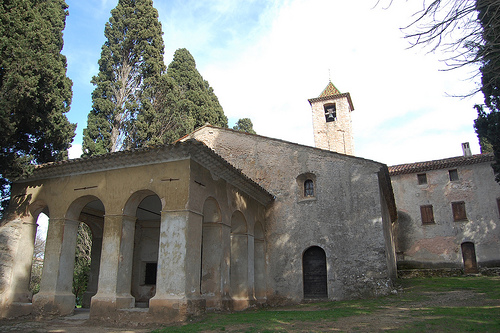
<box><xmin>461</xmin><ymin>242</ymin><xmax>478</xmax><ymax>274</ymax></box>
<box><xmin>302</xmin><ymin>246</ymin><xmax>327</xmax><ymax>299</ymax></box>
<box><xmin>130</xmin><ymin>193</ymin><xmax>161</xmax><ymax>308</ymax></box>
<box><xmin>76</xmin><ymin>199</ymin><xmax>105</xmax><ymax>308</ymax></box>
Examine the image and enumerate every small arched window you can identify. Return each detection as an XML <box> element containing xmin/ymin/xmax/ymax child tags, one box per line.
<box><xmin>304</xmin><ymin>179</ymin><xmax>314</xmax><ymax>197</ymax></box>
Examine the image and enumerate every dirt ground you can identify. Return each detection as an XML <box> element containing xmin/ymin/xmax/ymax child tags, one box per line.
<box><xmin>0</xmin><ymin>289</ymin><xmax>498</xmax><ymax>333</ymax></box>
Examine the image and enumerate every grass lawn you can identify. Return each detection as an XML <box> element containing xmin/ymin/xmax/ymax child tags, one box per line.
<box><xmin>152</xmin><ymin>276</ymin><xmax>500</xmax><ymax>332</ymax></box>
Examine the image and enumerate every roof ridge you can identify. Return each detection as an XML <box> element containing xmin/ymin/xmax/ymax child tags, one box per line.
<box><xmin>388</xmin><ymin>153</ymin><xmax>495</xmax><ymax>175</ymax></box>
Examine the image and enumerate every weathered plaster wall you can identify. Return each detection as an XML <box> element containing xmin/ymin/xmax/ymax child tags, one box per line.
<box><xmin>0</xmin><ymin>146</ymin><xmax>270</xmax><ymax>322</ymax></box>
<box><xmin>184</xmin><ymin>127</ymin><xmax>396</xmax><ymax>302</ymax></box>
<box><xmin>391</xmin><ymin>161</ymin><xmax>500</xmax><ymax>269</ymax></box>
<box><xmin>310</xmin><ymin>95</ymin><xmax>354</xmax><ymax>155</ymax></box>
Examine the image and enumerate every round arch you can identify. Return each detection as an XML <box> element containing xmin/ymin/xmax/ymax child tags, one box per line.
<box><xmin>202</xmin><ymin>197</ymin><xmax>222</xmax><ymax>223</ymax></box>
<box><xmin>231</xmin><ymin>210</ymin><xmax>247</xmax><ymax>235</ymax></box>
<box><xmin>302</xmin><ymin>246</ymin><xmax>328</xmax><ymax>299</ymax></box>
<box><xmin>123</xmin><ymin>189</ymin><xmax>162</xmax><ymax>217</ymax></box>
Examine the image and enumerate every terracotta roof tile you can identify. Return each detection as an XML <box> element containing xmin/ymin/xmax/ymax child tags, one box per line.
<box><xmin>388</xmin><ymin>153</ymin><xmax>495</xmax><ymax>176</ymax></box>
<box><xmin>319</xmin><ymin>81</ymin><xmax>341</xmax><ymax>97</ymax></box>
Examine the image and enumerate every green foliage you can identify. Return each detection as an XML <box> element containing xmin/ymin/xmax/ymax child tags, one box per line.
<box><xmin>233</xmin><ymin>118</ymin><xmax>256</xmax><ymax>134</ymax></box>
<box><xmin>474</xmin><ymin>106</ymin><xmax>500</xmax><ymax>182</ymax></box>
<box><xmin>128</xmin><ymin>74</ymin><xmax>195</xmax><ymax>147</ymax></box>
<box><xmin>167</xmin><ymin>48</ymin><xmax>228</xmax><ymax>130</ymax></box>
<box><xmin>0</xmin><ymin>0</ymin><xmax>76</xmax><ymax>216</ymax></box>
<box><xmin>29</xmin><ymin>234</ymin><xmax>46</xmax><ymax>295</ymax></box>
<box><xmin>474</xmin><ymin>0</ymin><xmax>500</xmax><ymax>183</ymax></box>
<box><xmin>73</xmin><ymin>223</ymin><xmax>92</xmax><ymax>306</ymax></box>
<box><xmin>82</xmin><ymin>0</ymin><xmax>166</xmax><ymax>156</ymax></box>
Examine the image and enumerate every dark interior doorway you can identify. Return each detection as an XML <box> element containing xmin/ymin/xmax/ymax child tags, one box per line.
<box><xmin>303</xmin><ymin>246</ymin><xmax>328</xmax><ymax>299</ymax></box>
<box><xmin>461</xmin><ymin>242</ymin><xmax>479</xmax><ymax>274</ymax></box>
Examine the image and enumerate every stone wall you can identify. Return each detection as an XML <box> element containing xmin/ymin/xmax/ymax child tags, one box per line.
<box><xmin>310</xmin><ymin>94</ymin><xmax>354</xmax><ymax>155</ymax></box>
<box><xmin>391</xmin><ymin>158</ymin><xmax>500</xmax><ymax>270</ymax></box>
<box><xmin>183</xmin><ymin>126</ymin><xmax>397</xmax><ymax>303</ymax></box>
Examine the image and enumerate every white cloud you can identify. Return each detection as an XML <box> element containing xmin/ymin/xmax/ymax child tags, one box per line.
<box><xmin>68</xmin><ymin>144</ymin><xmax>83</xmax><ymax>159</ymax></box>
<box><xmin>63</xmin><ymin>0</ymin><xmax>485</xmax><ymax>167</ymax></box>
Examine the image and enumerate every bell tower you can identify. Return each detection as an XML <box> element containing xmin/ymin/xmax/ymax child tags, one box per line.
<box><xmin>308</xmin><ymin>81</ymin><xmax>354</xmax><ymax>155</ymax></box>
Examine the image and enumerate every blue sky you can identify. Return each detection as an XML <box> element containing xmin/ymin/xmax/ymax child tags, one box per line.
<box><xmin>62</xmin><ymin>0</ymin><xmax>484</xmax><ymax>166</ymax></box>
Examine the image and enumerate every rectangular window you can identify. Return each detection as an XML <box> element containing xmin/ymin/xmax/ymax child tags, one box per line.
<box><xmin>420</xmin><ymin>205</ymin><xmax>435</xmax><ymax>224</ymax></box>
<box><xmin>144</xmin><ymin>262</ymin><xmax>157</xmax><ymax>285</ymax></box>
<box><xmin>452</xmin><ymin>201</ymin><xmax>467</xmax><ymax>221</ymax></box>
<box><xmin>324</xmin><ymin>103</ymin><xmax>336</xmax><ymax>122</ymax></box>
<box><xmin>417</xmin><ymin>173</ymin><xmax>427</xmax><ymax>185</ymax></box>
<box><xmin>449</xmin><ymin>169</ymin><xmax>459</xmax><ymax>181</ymax></box>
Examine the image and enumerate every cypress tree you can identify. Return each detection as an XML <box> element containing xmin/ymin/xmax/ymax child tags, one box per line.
<box><xmin>233</xmin><ymin>118</ymin><xmax>256</xmax><ymax>134</ymax></box>
<box><xmin>82</xmin><ymin>0</ymin><xmax>166</xmax><ymax>156</ymax></box>
<box><xmin>474</xmin><ymin>0</ymin><xmax>500</xmax><ymax>183</ymax></box>
<box><xmin>167</xmin><ymin>48</ymin><xmax>228</xmax><ymax>129</ymax></box>
<box><xmin>0</xmin><ymin>0</ymin><xmax>75</xmax><ymax>216</ymax></box>
<box><xmin>129</xmin><ymin>74</ymin><xmax>195</xmax><ymax>146</ymax></box>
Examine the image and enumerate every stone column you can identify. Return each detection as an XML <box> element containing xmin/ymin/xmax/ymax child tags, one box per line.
<box><xmin>0</xmin><ymin>215</ymin><xmax>37</xmax><ymax>318</ymax></box>
<box><xmin>201</xmin><ymin>222</ymin><xmax>224</xmax><ymax>310</ymax></box>
<box><xmin>33</xmin><ymin>218</ymin><xmax>79</xmax><ymax>316</ymax></box>
<box><xmin>220</xmin><ymin>223</ymin><xmax>232</xmax><ymax>310</ymax></box>
<box><xmin>90</xmin><ymin>215</ymin><xmax>136</xmax><ymax>317</ymax></box>
<box><xmin>230</xmin><ymin>233</ymin><xmax>249</xmax><ymax>310</ymax></box>
<box><xmin>254</xmin><ymin>238</ymin><xmax>266</xmax><ymax>302</ymax></box>
<box><xmin>82</xmin><ymin>236</ymin><xmax>102</xmax><ymax>308</ymax></box>
<box><xmin>149</xmin><ymin>209</ymin><xmax>205</xmax><ymax>321</ymax></box>
<box><xmin>247</xmin><ymin>234</ymin><xmax>256</xmax><ymax>303</ymax></box>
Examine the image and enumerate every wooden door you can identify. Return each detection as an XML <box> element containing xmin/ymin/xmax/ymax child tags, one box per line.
<box><xmin>303</xmin><ymin>246</ymin><xmax>328</xmax><ymax>299</ymax></box>
<box><xmin>461</xmin><ymin>242</ymin><xmax>478</xmax><ymax>274</ymax></box>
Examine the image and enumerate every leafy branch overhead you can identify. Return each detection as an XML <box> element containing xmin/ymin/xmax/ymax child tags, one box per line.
<box><xmin>0</xmin><ymin>0</ymin><xmax>76</xmax><ymax>217</ymax></box>
<box><xmin>395</xmin><ymin>0</ymin><xmax>500</xmax><ymax>183</ymax></box>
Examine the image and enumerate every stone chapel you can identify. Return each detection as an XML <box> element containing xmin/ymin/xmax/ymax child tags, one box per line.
<box><xmin>0</xmin><ymin>82</ymin><xmax>398</xmax><ymax>323</ymax></box>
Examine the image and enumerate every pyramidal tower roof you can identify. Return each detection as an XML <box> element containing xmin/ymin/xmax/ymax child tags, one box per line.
<box><xmin>319</xmin><ymin>81</ymin><xmax>341</xmax><ymax>97</ymax></box>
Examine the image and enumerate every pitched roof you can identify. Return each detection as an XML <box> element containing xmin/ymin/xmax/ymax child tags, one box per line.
<box><xmin>319</xmin><ymin>81</ymin><xmax>341</xmax><ymax>97</ymax></box>
<box><xmin>307</xmin><ymin>81</ymin><xmax>354</xmax><ymax>111</ymax></box>
<box><xmin>388</xmin><ymin>153</ymin><xmax>495</xmax><ymax>176</ymax></box>
<box><xmin>18</xmin><ymin>140</ymin><xmax>275</xmax><ymax>206</ymax></box>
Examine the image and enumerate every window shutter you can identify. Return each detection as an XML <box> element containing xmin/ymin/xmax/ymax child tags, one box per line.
<box><xmin>452</xmin><ymin>201</ymin><xmax>467</xmax><ymax>221</ymax></box>
<box><xmin>420</xmin><ymin>205</ymin><xmax>434</xmax><ymax>224</ymax></box>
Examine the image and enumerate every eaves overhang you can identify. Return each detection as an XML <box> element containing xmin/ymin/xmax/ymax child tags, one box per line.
<box><xmin>308</xmin><ymin>92</ymin><xmax>354</xmax><ymax>111</ymax></box>
<box><xmin>17</xmin><ymin>140</ymin><xmax>275</xmax><ymax>206</ymax></box>
<box><xmin>388</xmin><ymin>153</ymin><xmax>495</xmax><ymax>176</ymax></box>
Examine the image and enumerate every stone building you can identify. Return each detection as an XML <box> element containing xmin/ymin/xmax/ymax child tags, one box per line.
<box><xmin>389</xmin><ymin>143</ymin><xmax>500</xmax><ymax>274</ymax></box>
<box><xmin>0</xmin><ymin>82</ymin><xmax>398</xmax><ymax>322</ymax></box>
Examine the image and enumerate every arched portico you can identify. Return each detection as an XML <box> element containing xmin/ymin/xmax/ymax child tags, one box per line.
<box><xmin>34</xmin><ymin>195</ymin><xmax>103</xmax><ymax>316</ymax></box>
<box><xmin>91</xmin><ymin>190</ymin><xmax>159</xmax><ymax>316</ymax></box>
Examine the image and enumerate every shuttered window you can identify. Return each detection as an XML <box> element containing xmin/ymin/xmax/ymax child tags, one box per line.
<box><xmin>420</xmin><ymin>205</ymin><xmax>435</xmax><ymax>224</ymax></box>
<box><xmin>452</xmin><ymin>201</ymin><xmax>467</xmax><ymax>221</ymax></box>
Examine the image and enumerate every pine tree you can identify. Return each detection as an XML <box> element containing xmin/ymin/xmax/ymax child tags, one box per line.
<box><xmin>233</xmin><ymin>118</ymin><xmax>256</xmax><ymax>134</ymax></box>
<box><xmin>167</xmin><ymin>48</ymin><xmax>228</xmax><ymax>129</ymax></box>
<box><xmin>0</xmin><ymin>0</ymin><xmax>75</xmax><ymax>216</ymax></box>
<box><xmin>82</xmin><ymin>0</ymin><xmax>165</xmax><ymax>156</ymax></box>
